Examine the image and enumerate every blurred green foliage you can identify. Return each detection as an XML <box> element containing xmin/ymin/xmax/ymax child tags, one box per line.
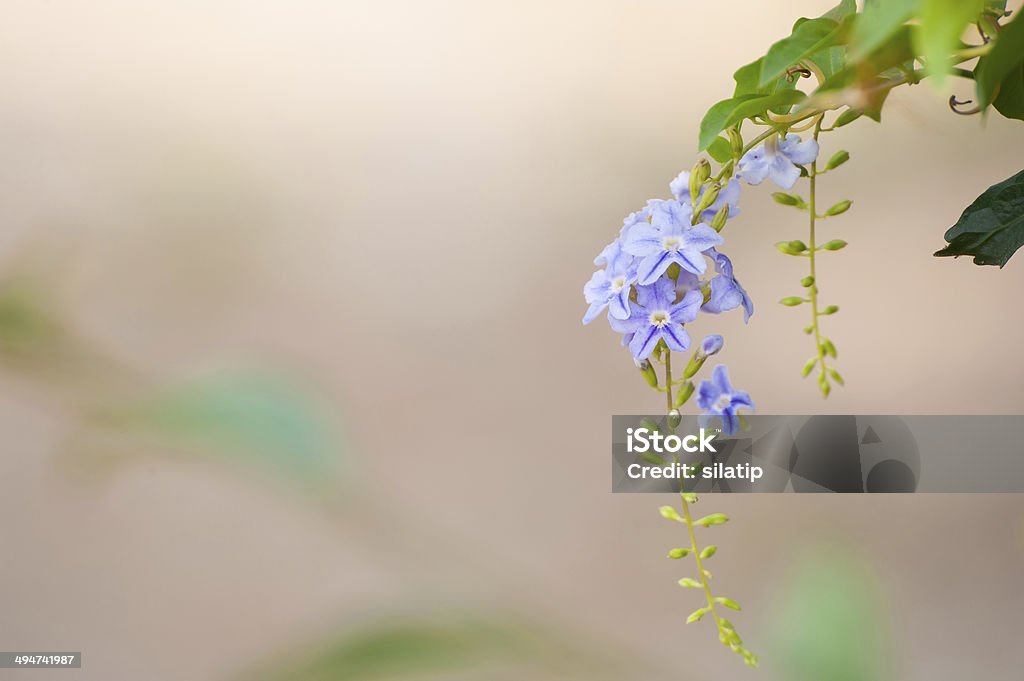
<box><xmin>242</xmin><ymin>614</ymin><xmax>631</xmax><ymax>681</ymax></box>
<box><xmin>100</xmin><ymin>371</ymin><xmax>343</xmax><ymax>486</ymax></box>
<box><xmin>770</xmin><ymin>547</ymin><xmax>890</xmax><ymax>681</ymax></box>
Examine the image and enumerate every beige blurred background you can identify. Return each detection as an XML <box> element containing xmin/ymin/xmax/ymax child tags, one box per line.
<box><xmin>0</xmin><ymin>1</ymin><xmax>1022</xmax><ymax>679</ymax></box>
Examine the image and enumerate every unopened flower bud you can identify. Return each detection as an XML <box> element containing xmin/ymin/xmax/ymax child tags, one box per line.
<box><xmin>674</xmin><ymin>381</ymin><xmax>695</xmax><ymax>407</ymax></box>
<box><xmin>711</xmin><ymin>205</ymin><xmax>729</xmax><ymax>232</ymax></box>
<box><xmin>822</xmin><ymin>239</ymin><xmax>848</xmax><ymax>251</ymax></box>
<box><xmin>700</xmin><ymin>334</ymin><xmax>724</xmax><ymax>356</ymax></box>
<box><xmin>825</xmin><ymin>200</ymin><xmax>852</xmax><ymax>216</ymax></box>
<box><xmin>639</xmin><ymin>361</ymin><xmax>658</xmax><ymax>388</ymax></box>
<box><xmin>771</xmin><ymin>192</ymin><xmax>804</xmax><ymax>207</ymax></box>
<box><xmin>800</xmin><ymin>276</ymin><xmax>815</xmax><ymax>287</ymax></box>
<box><xmin>780</xmin><ymin>297</ymin><xmax>805</xmax><ymax>307</ymax></box>
<box><xmin>728</xmin><ymin>127</ymin><xmax>743</xmax><ymax>158</ymax></box>
<box><xmin>668</xmin><ymin>548</ymin><xmax>690</xmax><ymax>559</ymax></box>
<box><xmin>689</xmin><ymin>159</ymin><xmax>710</xmax><ymax>203</ymax></box>
<box><xmin>694</xmin><ymin>182</ymin><xmax>721</xmax><ymax>215</ymax></box>
<box><xmin>825</xmin><ymin>150</ymin><xmax>850</xmax><ymax>170</ymax></box>
<box><xmin>668</xmin><ymin>409</ymin><xmax>681</xmax><ymax>429</ymax></box>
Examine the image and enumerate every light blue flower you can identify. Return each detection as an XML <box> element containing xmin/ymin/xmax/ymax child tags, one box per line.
<box><xmin>610</xmin><ymin>278</ymin><xmax>702</xmax><ymax>360</ymax></box>
<box><xmin>696</xmin><ymin>365</ymin><xmax>755</xmax><ymax>436</ymax></box>
<box><xmin>583</xmin><ymin>238</ymin><xmax>638</xmax><ymax>324</ymax></box>
<box><xmin>702</xmin><ymin>250</ymin><xmax>754</xmax><ymax>323</ymax></box>
<box><xmin>700</xmin><ymin>334</ymin><xmax>724</xmax><ymax>356</ymax></box>
<box><xmin>737</xmin><ymin>133</ymin><xmax>819</xmax><ymax>189</ymax></box>
<box><xmin>670</xmin><ymin>172</ymin><xmax>742</xmax><ymax>223</ymax></box>
<box><xmin>623</xmin><ymin>201</ymin><xmax>723</xmax><ymax>284</ymax></box>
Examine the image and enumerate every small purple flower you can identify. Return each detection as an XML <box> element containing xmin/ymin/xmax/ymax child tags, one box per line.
<box><xmin>700</xmin><ymin>334</ymin><xmax>724</xmax><ymax>356</ymax></box>
<box><xmin>702</xmin><ymin>251</ymin><xmax>754</xmax><ymax>323</ymax></box>
<box><xmin>670</xmin><ymin>172</ymin><xmax>742</xmax><ymax>223</ymax></box>
<box><xmin>623</xmin><ymin>201</ymin><xmax>723</xmax><ymax>284</ymax></box>
<box><xmin>737</xmin><ymin>133</ymin><xmax>819</xmax><ymax>190</ymax></box>
<box><xmin>583</xmin><ymin>238</ymin><xmax>638</xmax><ymax>324</ymax></box>
<box><xmin>697</xmin><ymin>365</ymin><xmax>755</xmax><ymax>436</ymax></box>
<box><xmin>611</xmin><ymin>278</ymin><xmax>702</xmax><ymax>360</ymax></box>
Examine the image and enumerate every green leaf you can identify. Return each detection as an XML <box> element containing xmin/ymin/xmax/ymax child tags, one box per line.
<box><xmin>976</xmin><ymin>11</ymin><xmax>1024</xmax><ymax>109</ymax></box>
<box><xmin>821</xmin><ymin>0</ymin><xmax>857</xmax><ymax>22</ymax></box>
<box><xmin>935</xmin><ymin>169</ymin><xmax>1024</xmax><ymax>266</ymax></box>
<box><xmin>698</xmin><ymin>91</ymin><xmax>807</xmax><ymax>151</ymax></box>
<box><xmin>915</xmin><ymin>0</ymin><xmax>987</xmax><ymax>87</ymax></box>
<box><xmin>992</xmin><ymin>62</ymin><xmax>1024</xmax><ymax>120</ymax></box>
<box><xmin>759</xmin><ymin>18</ymin><xmax>843</xmax><ymax>87</ymax></box>
<box><xmin>102</xmin><ymin>371</ymin><xmax>341</xmax><ymax>486</ymax></box>
<box><xmin>698</xmin><ymin>95</ymin><xmax>762</xmax><ymax>150</ymax></box>
<box><xmin>706</xmin><ymin>136</ymin><xmax>733</xmax><ymax>163</ymax></box>
<box><xmin>849</xmin><ymin>0</ymin><xmax>921</xmax><ymax>61</ymax></box>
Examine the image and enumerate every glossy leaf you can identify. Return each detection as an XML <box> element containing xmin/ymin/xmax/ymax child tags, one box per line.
<box><xmin>935</xmin><ymin>169</ymin><xmax>1024</xmax><ymax>266</ymax></box>
<box><xmin>759</xmin><ymin>18</ymin><xmax>844</xmax><ymax>87</ymax></box>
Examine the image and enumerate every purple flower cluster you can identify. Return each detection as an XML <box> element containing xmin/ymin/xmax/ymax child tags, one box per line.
<box><xmin>583</xmin><ymin>167</ymin><xmax>760</xmax><ymax>432</ymax></box>
<box><xmin>583</xmin><ymin>170</ymin><xmax>752</xmax><ymax>360</ymax></box>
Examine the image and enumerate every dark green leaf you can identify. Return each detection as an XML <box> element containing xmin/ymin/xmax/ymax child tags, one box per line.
<box><xmin>850</xmin><ymin>0</ymin><xmax>920</xmax><ymax>60</ymax></box>
<box><xmin>915</xmin><ymin>0</ymin><xmax>987</xmax><ymax>87</ymax></box>
<box><xmin>976</xmin><ymin>11</ymin><xmax>1024</xmax><ymax>110</ymax></box>
<box><xmin>992</xmin><ymin>62</ymin><xmax>1024</xmax><ymax>120</ymax></box>
<box><xmin>935</xmin><ymin>169</ymin><xmax>1024</xmax><ymax>266</ymax></box>
<box><xmin>760</xmin><ymin>18</ymin><xmax>844</xmax><ymax>87</ymax></box>
<box><xmin>698</xmin><ymin>91</ymin><xmax>807</xmax><ymax>151</ymax></box>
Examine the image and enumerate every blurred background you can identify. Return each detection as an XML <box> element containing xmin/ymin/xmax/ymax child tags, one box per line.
<box><xmin>0</xmin><ymin>1</ymin><xmax>1022</xmax><ymax>679</ymax></box>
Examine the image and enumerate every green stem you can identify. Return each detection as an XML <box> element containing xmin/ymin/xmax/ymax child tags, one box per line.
<box><xmin>807</xmin><ymin>119</ymin><xmax>830</xmax><ymax>388</ymax></box>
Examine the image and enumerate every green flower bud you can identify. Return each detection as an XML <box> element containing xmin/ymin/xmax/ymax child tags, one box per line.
<box><xmin>700</xmin><ymin>545</ymin><xmax>718</xmax><ymax>559</ymax></box>
<box><xmin>825</xmin><ymin>200</ymin><xmax>852</xmax><ymax>216</ymax></box>
<box><xmin>667</xmin><ymin>548</ymin><xmax>690</xmax><ymax>559</ymax></box>
<box><xmin>682</xmin><ymin>353</ymin><xmax>706</xmax><ymax>379</ymax></box>
<box><xmin>787</xmin><ymin>240</ymin><xmax>808</xmax><ymax>252</ymax></box>
<box><xmin>825</xmin><ymin>150</ymin><xmax>850</xmax><ymax>170</ymax></box>
<box><xmin>694</xmin><ymin>182</ymin><xmax>721</xmax><ymax>216</ymax></box>
<box><xmin>822</xmin><ymin>339</ymin><xmax>837</xmax><ymax>358</ymax></box>
<box><xmin>801</xmin><ymin>356</ymin><xmax>817</xmax><ymax>377</ymax></box>
<box><xmin>686</xmin><ymin>607</ymin><xmax>709</xmax><ymax>624</ymax></box>
<box><xmin>715</xmin><ymin>597</ymin><xmax>742</xmax><ymax>611</ymax></box>
<box><xmin>689</xmin><ymin>159</ymin><xmax>710</xmax><ymax>203</ymax></box>
<box><xmin>828</xmin><ymin>368</ymin><xmax>845</xmax><ymax>386</ymax></box>
<box><xmin>678</xmin><ymin>577</ymin><xmax>702</xmax><ymax>588</ymax></box>
<box><xmin>822</xmin><ymin>305</ymin><xmax>839</xmax><ymax>315</ymax></box>
<box><xmin>822</xmin><ymin>239</ymin><xmax>848</xmax><ymax>251</ymax></box>
<box><xmin>803</xmin><ymin>325</ymin><xmax>814</xmax><ymax>335</ymax></box>
<box><xmin>771</xmin><ymin>192</ymin><xmax>805</xmax><ymax>207</ymax></box>
<box><xmin>681</xmin><ymin>491</ymin><xmax>698</xmax><ymax>504</ymax></box>
<box><xmin>674</xmin><ymin>381</ymin><xmax>695</xmax><ymax>408</ymax></box>
<box><xmin>780</xmin><ymin>297</ymin><xmax>805</xmax><ymax>306</ymax></box>
<box><xmin>711</xmin><ymin>205</ymin><xmax>729</xmax><ymax>232</ymax></box>
<box><xmin>695</xmin><ymin>513</ymin><xmax>729</xmax><ymax>527</ymax></box>
<box><xmin>659</xmin><ymin>505</ymin><xmax>684</xmax><ymax>522</ymax></box>
<box><xmin>820</xmin><ymin>380</ymin><xmax>832</xmax><ymax>398</ymax></box>
<box><xmin>800</xmin><ymin>275</ymin><xmax>815</xmax><ymax>287</ymax></box>
<box><xmin>728</xmin><ymin>127</ymin><xmax>743</xmax><ymax>158</ymax></box>
<box><xmin>640</xmin><ymin>361</ymin><xmax>658</xmax><ymax>388</ymax></box>
<box><xmin>668</xmin><ymin>409</ymin><xmax>681</xmax><ymax>429</ymax></box>
<box><xmin>834</xmin><ymin>109</ymin><xmax>862</xmax><ymax>127</ymax></box>
<box><xmin>775</xmin><ymin>242</ymin><xmax>806</xmax><ymax>256</ymax></box>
